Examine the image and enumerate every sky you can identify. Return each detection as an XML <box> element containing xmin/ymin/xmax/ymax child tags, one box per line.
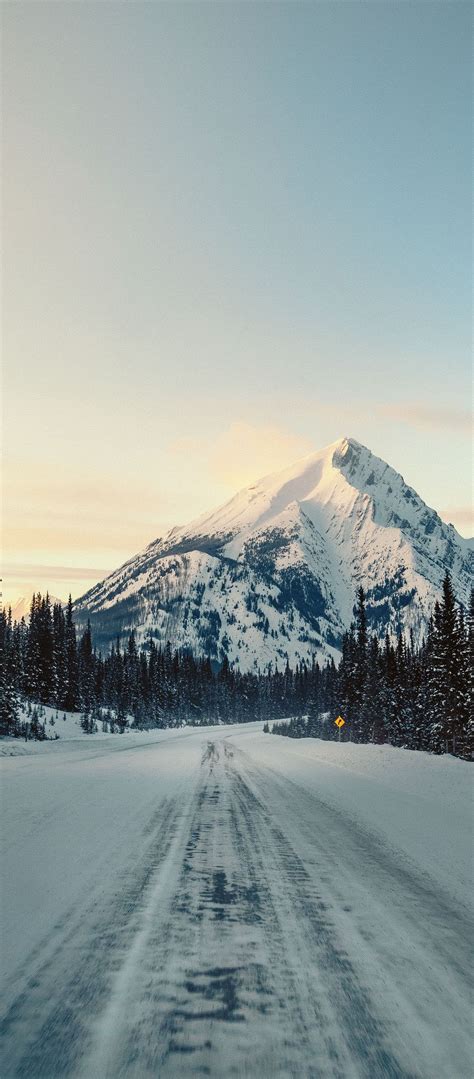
<box><xmin>2</xmin><ymin>1</ymin><xmax>472</xmax><ymax>609</ymax></box>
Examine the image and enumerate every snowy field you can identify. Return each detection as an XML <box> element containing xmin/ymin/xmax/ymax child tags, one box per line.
<box><xmin>0</xmin><ymin>722</ymin><xmax>472</xmax><ymax>1078</ymax></box>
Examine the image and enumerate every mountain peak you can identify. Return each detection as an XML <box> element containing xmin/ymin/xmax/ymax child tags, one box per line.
<box><xmin>332</xmin><ymin>435</ymin><xmax>375</xmax><ymax>464</ymax></box>
<box><xmin>75</xmin><ymin>439</ymin><xmax>473</xmax><ymax>671</ymax></box>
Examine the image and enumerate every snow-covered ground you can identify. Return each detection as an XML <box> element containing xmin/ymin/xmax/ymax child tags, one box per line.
<box><xmin>0</xmin><ymin>724</ymin><xmax>472</xmax><ymax>1077</ymax></box>
<box><xmin>0</xmin><ymin>705</ymin><xmax>149</xmax><ymax>755</ymax></box>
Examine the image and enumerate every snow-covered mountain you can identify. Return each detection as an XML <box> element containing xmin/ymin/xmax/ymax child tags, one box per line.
<box><xmin>75</xmin><ymin>438</ymin><xmax>473</xmax><ymax>670</ymax></box>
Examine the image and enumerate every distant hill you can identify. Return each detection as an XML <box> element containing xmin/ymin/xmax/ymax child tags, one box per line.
<box><xmin>8</xmin><ymin>595</ymin><xmax>64</xmax><ymax>623</ymax></box>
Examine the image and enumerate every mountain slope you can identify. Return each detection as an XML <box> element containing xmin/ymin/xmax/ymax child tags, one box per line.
<box><xmin>75</xmin><ymin>438</ymin><xmax>473</xmax><ymax>670</ymax></box>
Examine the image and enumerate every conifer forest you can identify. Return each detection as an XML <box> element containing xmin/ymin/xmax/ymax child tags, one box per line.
<box><xmin>0</xmin><ymin>574</ymin><xmax>472</xmax><ymax>758</ymax></box>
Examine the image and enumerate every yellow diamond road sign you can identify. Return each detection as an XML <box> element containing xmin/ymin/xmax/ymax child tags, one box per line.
<box><xmin>335</xmin><ymin>716</ymin><xmax>345</xmax><ymax>728</ymax></box>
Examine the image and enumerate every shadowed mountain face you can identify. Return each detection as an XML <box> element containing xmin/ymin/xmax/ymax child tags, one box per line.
<box><xmin>75</xmin><ymin>438</ymin><xmax>473</xmax><ymax>670</ymax></box>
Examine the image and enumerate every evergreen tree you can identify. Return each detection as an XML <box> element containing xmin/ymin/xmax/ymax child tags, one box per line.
<box><xmin>0</xmin><ymin>608</ymin><xmax>19</xmax><ymax>735</ymax></box>
<box><xmin>65</xmin><ymin>596</ymin><xmax>79</xmax><ymax>710</ymax></box>
<box><xmin>78</xmin><ymin>621</ymin><xmax>95</xmax><ymax>729</ymax></box>
<box><xmin>353</xmin><ymin>587</ymin><xmax>369</xmax><ymax>741</ymax></box>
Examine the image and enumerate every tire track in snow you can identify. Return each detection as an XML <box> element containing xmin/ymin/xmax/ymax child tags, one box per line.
<box><xmin>78</xmin><ymin>786</ymin><xmax>203</xmax><ymax>1079</ymax></box>
<box><xmin>106</xmin><ymin>739</ymin><xmax>413</xmax><ymax>1077</ymax></box>
<box><xmin>230</xmin><ymin>739</ymin><xmax>473</xmax><ymax>1079</ymax></box>
<box><xmin>228</xmin><ymin>763</ymin><xmax>413</xmax><ymax>1079</ymax></box>
<box><xmin>0</xmin><ymin>795</ymin><xmax>184</xmax><ymax>1077</ymax></box>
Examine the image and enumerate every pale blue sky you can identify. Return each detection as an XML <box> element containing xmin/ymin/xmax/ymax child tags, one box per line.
<box><xmin>3</xmin><ymin>1</ymin><xmax>472</xmax><ymax>604</ymax></box>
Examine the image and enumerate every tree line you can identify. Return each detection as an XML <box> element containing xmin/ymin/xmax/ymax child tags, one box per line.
<box><xmin>271</xmin><ymin>574</ymin><xmax>473</xmax><ymax>758</ymax></box>
<box><xmin>0</xmin><ymin>574</ymin><xmax>472</xmax><ymax>756</ymax></box>
<box><xmin>0</xmin><ymin>593</ymin><xmax>328</xmax><ymax>735</ymax></box>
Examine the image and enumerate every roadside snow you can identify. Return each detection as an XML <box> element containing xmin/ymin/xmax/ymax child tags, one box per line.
<box><xmin>1</xmin><ymin>706</ymin><xmax>91</xmax><ymax>754</ymax></box>
<box><xmin>1</xmin><ymin>705</ymin><xmax>180</xmax><ymax>756</ymax></box>
<box><xmin>233</xmin><ymin>729</ymin><xmax>474</xmax><ymax>912</ymax></box>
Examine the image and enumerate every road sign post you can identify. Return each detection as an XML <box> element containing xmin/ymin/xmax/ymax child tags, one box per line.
<box><xmin>334</xmin><ymin>715</ymin><xmax>345</xmax><ymax>742</ymax></box>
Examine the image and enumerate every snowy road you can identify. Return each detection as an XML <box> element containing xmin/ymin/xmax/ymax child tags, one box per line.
<box><xmin>0</xmin><ymin>725</ymin><xmax>472</xmax><ymax>1078</ymax></box>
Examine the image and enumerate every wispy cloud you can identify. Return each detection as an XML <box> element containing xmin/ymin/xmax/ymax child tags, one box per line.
<box><xmin>1</xmin><ymin>564</ymin><xmax>112</xmax><ymax>609</ymax></box>
<box><xmin>2</xmin><ymin>563</ymin><xmax>112</xmax><ymax>581</ymax></box>
<box><xmin>293</xmin><ymin>397</ymin><xmax>472</xmax><ymax>438</ymax></box>
<box><xmin>171</xmin><ymin>421</ymin><xmax>315</xmax><ymax>491</ymax></box>
<box><xmin>377</xmin><ymin>404</ymin><xmax>472</xmax><ymax>432</ymax></box>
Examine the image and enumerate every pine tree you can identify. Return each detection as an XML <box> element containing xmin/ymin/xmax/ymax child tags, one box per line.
<box><xmin>464</xmin><ymin>589</ymin><xmax>474</xmax><ymax>758</ymax></box>
<box><xmin>456</xmin><ymin>597</ymin><xmax>473</xmax><ymax>757</ymax></box>
<box><xmin>52</xmin><ymin>602</ymin><xmax>68</xmax><ymax>708</ymax></box>
<box><xmin>65</xmin><ymin>596</ymin><xmax>79</xmax><ymax>710</ymax></box>
<box><xmin>361</xmin><ymin>636</ymin><xmax>386</xmax><ymax>743</ymax></box>
<box><xmin>0</xmin><ymin>608</ymin><xmax>19</xmax><ymax>735</ymax></box>
<box><xmin>337</xmin><ymin>626</ymin><xmax>357</xmax><ymax>738</ymax></box>
<box><xmin>353</xmin><ymin>587</ymin><xmax>369</xmax><ymax>741</ymax></box>
<box><xmin>428</xmin><ymin>574</ymin><xmax>464</xmax><ymax>753</ymax></box>
<box><xmin>78</xmin><ymin>621</ymin><xmax>95</xmax><ymax>728</ymax></box>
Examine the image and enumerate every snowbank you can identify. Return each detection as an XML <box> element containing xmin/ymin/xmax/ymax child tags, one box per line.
<box><xmin>236</xmin><ymin>729</ymin><xmax>474</xmax><ymax>912</ymax></box>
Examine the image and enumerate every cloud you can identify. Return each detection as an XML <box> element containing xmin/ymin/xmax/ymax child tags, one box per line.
<box><xmin>377</xmin><ymin>404</ymin><xmax>472</xmax><ymax>432</ymax></box>
<box><xmin>2</xmin><ymin>563</ymin><xmax>112</xmax><ymax>581</ymax></box>
<box><xmin>170</xmin><ymin>421</ymin><xmax>315</xmax><ymax>491</ymax></box>
<box><xmin>1</xmin><ymin>564</ymin><xmax>112</xmax><ymax>610</ymax></box>
<box><xmin>3</xmin><ymin>459</ymin><xmax>174</xmax><ymax>526</ymax></box>
<box><xmin>294</xmin><ymin>397</ymin><xmax>472</xmax><ymax>436</ymax></box>
<box><xmin>2</xmin><ymin>523</ymin><xmax>153</xmax><ymax>558</ymax></box>
<box><xmin>2</xmin><ymin>458</ymin><xmax>173</xmax><ymax>569</ymax></box>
